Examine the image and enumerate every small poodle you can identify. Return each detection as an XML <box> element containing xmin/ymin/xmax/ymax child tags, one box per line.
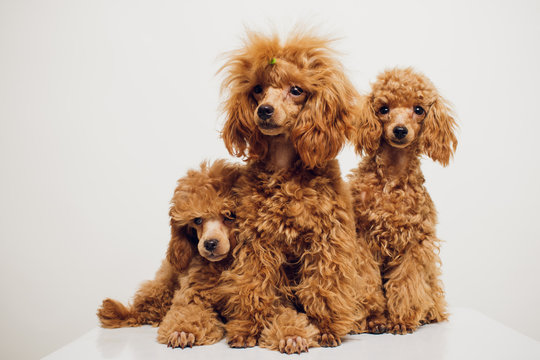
<box><xmin>218</xmin><ymin>31</ymin><xmax>384</xmax><ymax>353</ymax></box>
<box><xmin>97</xmin><ymin>160</ymin><xmax>242</xmax><ymax>347</ymax></box>
<box><xmin>349</xmin><ymin>67</ymin><xmax>457</xmax><ymax>334</ymax></box>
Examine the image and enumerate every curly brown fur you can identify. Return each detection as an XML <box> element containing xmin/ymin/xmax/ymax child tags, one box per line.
<box><xmin>98</xmin><ymin>260</ymin><xmax>179</xmax><ymax>328</ymax></box>
<box><xmin>157</xmin><ymin>256</ymin><xmax>231</xmax><ymax>348</ymax></box>
<box><xmin>97</xmin><ymin>160</ymin><xmax>241</xmax><ymax>339</ymax></box>
<box><xmin>218</xmin><ymin>30</ymin><xmax>384</xmax><ymax>350</ymax></box>
<box><xmin>259</xmin><ymin>307</ymin><xmax>320</xmax><ymax>354</ymax></box>
<box><xmin>349</xmin><ymin>67</ymin><xmax>457</xmax><ymax>334</ymax></box>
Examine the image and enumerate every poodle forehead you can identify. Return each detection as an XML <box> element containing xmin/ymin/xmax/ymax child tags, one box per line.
<box><xmin>222</xmin><ymin>31</ymin><xmax>341</xmax><ymax>92</ymax></box>
<box><xmin>170</xmin><ymin>186</ymin><xmax>234</xmax><ymax>223</ymax></box>
<box><xmin>169</xmin><ymin>161</ymin><xmax>238</xmax><ymax>225</ymax></box>
<box><xmin>371</xmin><ymin>68</ymin><xmax>439</xmax><ymax>107</ymax></box>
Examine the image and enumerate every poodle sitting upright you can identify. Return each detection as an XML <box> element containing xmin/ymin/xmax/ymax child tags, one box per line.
<box><xmin>98</xmin><ymin>160</ymin><xmax>242</xmax><ymax>347</ymax></box>
<box><xmin>349</xmin><ymin>67</ymin><xmax>457</xmax><ymax>334</ymax></box>
<box><xmin>218</xmin><ymin>31</ymin><xmax>385</xmax><ymax>354</ymax></box>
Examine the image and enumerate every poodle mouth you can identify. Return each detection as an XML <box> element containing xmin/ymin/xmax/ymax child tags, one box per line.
<box><xmin>203</xmin><ymin>252</ymin><xmax>228</xmax><ymax>262</ymax></box>
<box><xmin>257</xmin><ymin>122</ymin><xmax>283</xmax><ymax>136</ymax></box>
<box><xmin>389</xmin><ymin>138</ymin><xmax>410</xmax><ymax>147</ymax></box>
<box><xmin>257</xmin><ymin>121</ymin><xmax>280</xmax><ymax>130</ymax></box>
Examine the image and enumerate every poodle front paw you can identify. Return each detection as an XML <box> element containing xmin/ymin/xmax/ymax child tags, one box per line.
<box><xmin>368</xmin><ymin>320</ymin><xmax>387</xmax><ymax>334</ymax></box>
<box><xmin>388</xmin><ymin>323</ymin><xmax>416</xmax><ymax>335</ymax></box>
<box><xmin>318</xmin><ymin>333</ymin><xmax>341</xmax><ymax>347</ymax></box>
<box><xmin>167</xmin><ymin>331</ymin><xmax>195</xmax><ymax>349</ymax></box>
<box><xmin>278</xmin><ymin>336</ymin><xmax>309</xmax><ymax>354</ymax></box>
<box><xmin>228</xmin><ymin>334</ymin><xmax>257</xmax><ymax>348</ymax></box>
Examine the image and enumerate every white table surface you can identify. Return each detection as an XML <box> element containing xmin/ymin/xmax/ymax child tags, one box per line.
<box><xmin>43</xmin><ymin>308</ymin><xmax>540</xmax><ymax>359</ymax></box>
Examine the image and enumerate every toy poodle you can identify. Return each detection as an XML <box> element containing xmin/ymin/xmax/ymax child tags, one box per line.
<box><xmin>218</xmin><ymin>31</ymin><xmax>384</xmax><ymax>353</ymax></box>
<box><xmin>349</xmin><ymin>67</ymin><xmax>457</xmax><ymax>334</ymax></box>
<box><xmin>97</xmin><ymin>160</ymin><xmax>242</xmax><ymax>347</ymax></box>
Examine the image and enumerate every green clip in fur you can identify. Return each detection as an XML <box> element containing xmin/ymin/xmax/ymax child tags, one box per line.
<box><xmin>269</xmin><ymin>57</ymin><xmax>277</xmax><ymax>65</ymax></box>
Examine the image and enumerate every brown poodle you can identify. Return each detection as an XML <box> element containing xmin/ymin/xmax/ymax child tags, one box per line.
<box><xmin>349</xmin><ymin>67</ymin><xmax>457</xmax><ymax>334</ymax></box>
<box><xmin>97</xmin><ymin>160</ymin><xmax>242</xmax><ymax>347</ymax></box>
<box><xmin>218</xmin><ymin>31</ymin><xmax>384</xmax><ymax>353</ymax></box>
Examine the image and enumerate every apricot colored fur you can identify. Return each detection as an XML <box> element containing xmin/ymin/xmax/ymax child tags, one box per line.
<box><xmin>349</xmin><ymin>68</ymin><xmax>457</xmax><ymax>334</ymax></box>
<box><xmin>218</xmin><ymin>31</ymin><xmax>384</xmax><ymax>352</ymax></box>
<box><xmin>98</xmin><ymin>160</ymin><xmax>241</xmax><ymax>347</ymax></box>
<box><xmin>98</xmin><ymin>261</ymin><xmax>178</xmax><ymax>328</ymax></box>
<box><xmin>157</xmin><ymin>256</ymin><xmax>231</xmax><ymax>347</ymax></box>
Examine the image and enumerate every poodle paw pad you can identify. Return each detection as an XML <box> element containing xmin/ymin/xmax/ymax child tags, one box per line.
<box><xmin>167</xmin><ymin>331</ymin><xmax>195</xmax><ymax>349</ymax></box>
<box><xmin>278</xmin><ymin>336</ymin><xmax>309</xmax><ymax>354</ymax></box>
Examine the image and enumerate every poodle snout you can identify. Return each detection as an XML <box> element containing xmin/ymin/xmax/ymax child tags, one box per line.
<box><xmin>256</xmin><ymin>103</ymin><xmax>282</xmax><ymax>133</ymax></box>
<box><xmin>198</xmin><ymin>219</ymin><xmax>230</xmax><ymax>261</ymax></box>
<box><xmin>199</xmin><ymin>235</ymin><xmax>229</xmax><ymax>261</ymax></box>
<box><xmin>203</xmin><ymin>239</ymin><xmax>218</xmax><ymax>252</ymax></box>
<box><xmin>257</xmin><ymin>104</ymin><xmax>274</xmax><ymax>121</ymax></box>
<box><xmin>393</xmin><ymin>126</ymin><xmax>408</xmax><ymax>140</ymax></box>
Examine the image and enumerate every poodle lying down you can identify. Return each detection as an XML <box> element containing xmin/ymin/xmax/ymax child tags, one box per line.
<box><xmin>97</xmin><ymin>160</ymin><xmax>242</xmax><ymax>347</ymax></box>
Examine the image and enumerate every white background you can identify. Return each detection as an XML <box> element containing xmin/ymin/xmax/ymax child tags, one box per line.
<box><xmin>1</xmin><ymin>1</ymin><xmax>539</xmax><ymax>359</ymax></box>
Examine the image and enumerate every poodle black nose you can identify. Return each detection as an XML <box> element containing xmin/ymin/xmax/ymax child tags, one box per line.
<box><xmin>203</xmin><ymin>239</ymin><xmax>218</xmax><ymax>252</ymax></box>
<box><xmin>393</xmin><ymin>126</ymin><xmax>408</xmax><ymax>139</ymax></box>
<box><xmin>257</xmin><ymin>104</ymin><xmax>274</xmax><ymax>120</ymax></box>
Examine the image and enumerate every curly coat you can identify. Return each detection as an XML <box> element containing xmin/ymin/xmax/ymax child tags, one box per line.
<box><xmin>97</xmin><ymin>160</ymin><xmax>242</xmax><ymax>347</ymax></box>
<box><xmin>349</xmin><ymin>67</ymin><xmax>457</xmax><ymax>334</ymax></box>
<box><xmin>218</xmin><ymin>31</ymin><xmax>384</xmax><ymax>353</ymax></box>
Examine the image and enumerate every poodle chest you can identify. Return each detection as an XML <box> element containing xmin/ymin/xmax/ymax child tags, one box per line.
<box><xmin>239</xmin><ymin>173</ymin><xmax>342</xmax><ymax>255</ymax></box>
<box><xmin>356</xmin><ymin>182</ymin><xmax>438</xmax><ymax>256</ymax></box>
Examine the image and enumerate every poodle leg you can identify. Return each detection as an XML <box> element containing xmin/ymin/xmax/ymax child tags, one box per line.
<box><xmin>422</xmin><ymin>286</ymin><xmax>448</xmax><ymax>325</ymax></box>
<box><xmin>97</xmin><ymin>260</ymin><xmax>178</xmax><ymax>328</ymax></box>
<box><xmin>130</xmin><ymin>284</ymin><xmax>175</xmax><ymax>325</ymax></box>
<box><xmin>350</xmin><ymin>236</ymin><xmax>387</xmax><ymax>334</ymax></box>
<box><xmin>296</xmin><ymin>239</ymin><xmax>358</xmax><ymax>347</ymax></box>
<box><xmin>157</xmin><ymin>303</ymin><xmax>224</xmax><ymax>347</ymax></box>
<box><xmin>259</xmin><ymin>306</ymin><xmax>320</xmax><ymax>354</ymax></box>
<box><xmin>220</xmin><ymin>244</ymin><xmax>284</xmax><ymax>348</ymax></box>
<box><xmin>365</xmin><ymin>313</ymin><xmax>388</xmax><ymax>334</ymax></box>
<box><xmin>385</xmin><ymin>238</ymin><xmax>445</xmax><ymax>334</ymax></box>
<box><xmin>131</xmin><ymin>260</ymin><xmax>178</xmax><ymax>326</ymax></box>
<box><xmin>351</xmin><ymin>299</ymin><xmax>387</xmax><ymax>335</ymax></box>
<box><xmin>225</xmin><ymin>320</ymin><xmax>258</xmax><ymax>348</ymax></box>
<box><xmin>422</xmin><ymin>247</ymin><xmax>448</xmax><ymax>324</ymax></box>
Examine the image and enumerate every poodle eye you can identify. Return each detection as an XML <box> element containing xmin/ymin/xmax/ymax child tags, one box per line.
<box><xmin>379</xmin><ymin>105</ymin><xmax>389</xmax><ymax>115</ymax></box>
<box><xmin>224</xmin><ymin>213</ymin><xmax>236</xmax><ymax>223</ymax></box>
<box><xmin>253</xmin><ymin>85</ymin><xmax>263</xmax><ymax>94</ymax></box>
<box><xmin>414</xmin><ymin>106</ymin><xmax>425</xmax><ymax>115</ymax></box>
<box><xmin>193</xmin><ymin>217</ymin><xmax>203</xmax><ymax>225</ymax></box>
<box><xmin>290</xmin><ymin>86</ymin><xmax>303</xmax><ymax>96</ymax></box>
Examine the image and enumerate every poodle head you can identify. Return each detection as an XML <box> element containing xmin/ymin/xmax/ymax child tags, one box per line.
<box><xmin>354</xmin><ymin>67</ymin><xmax>457</xmax><ymax>165</ymax></box>
<box><xmin>220</xmin><ymin>31</ymin><xmax>358</xmax><ymax>169</ymax></box>
<box><xmin>167</xmin><ymin>160</ymin><xmax>241</xmax><ymax>271</ymax></box>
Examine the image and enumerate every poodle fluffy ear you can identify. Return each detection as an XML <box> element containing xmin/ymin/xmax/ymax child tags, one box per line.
<box><xmin>222</xmin><ymin>90</ymin><xmax>270</xmax><ymax>162</ymax></box>
<box><xmin>420</xmin><ymin>96</ymin><xmax>458</xmax><ymax>166</ymax></box>
<box><xmin>166</xmin><ymin>224</ymin><xmax>195</xmax><ymax>272</ymax></box>
<box><xmin>352</xmin><ymin>95</ymin><xmax>382</xmax><ymax>156</ymax></box>
<box><xmin>222</xmin><ymin>92</ymin><xmax>254</xmax><ymax>159</ymax></box>
<box><xmin>291</xmin><ymin>77</ymin><xmax>357</xmax><ymax>169</ymax></box>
